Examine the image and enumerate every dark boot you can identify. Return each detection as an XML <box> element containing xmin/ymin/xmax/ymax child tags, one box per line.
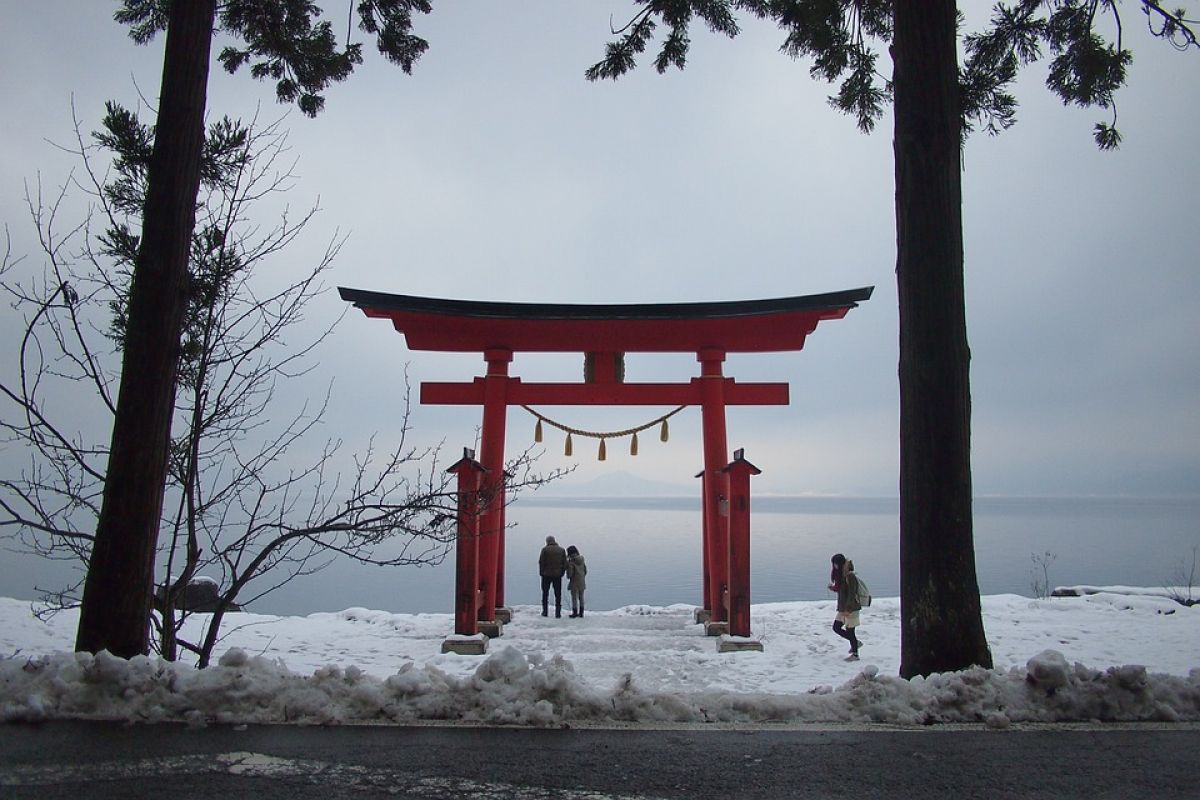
<box><xmin>541</xmin><ymin>603</ymin><xmax>548</xmax><ymax>617</ymax></box>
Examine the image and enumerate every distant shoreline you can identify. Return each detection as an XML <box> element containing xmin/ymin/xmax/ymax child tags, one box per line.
<box><xmin>517</xmin><ymin>494</ymin><xmax>1200</xmax><ymax>513</ymax></box>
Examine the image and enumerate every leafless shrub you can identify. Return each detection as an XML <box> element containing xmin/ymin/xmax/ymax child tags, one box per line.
<box><xmin>1165</xmin><ymin>544</ymin><xmax>1198</xmax><ymax>607</ymax></box>
<box><xmin>1</xmin><ymin>104</ymin><xmax>566</xmax><ymax>666</ymax></box>
<box><xmin>1029</xmin><ymin>551</ymin><xmax>1057</xmax><ymax>599</ymax></box>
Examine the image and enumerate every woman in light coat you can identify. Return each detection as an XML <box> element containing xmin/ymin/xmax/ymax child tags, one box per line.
<box><xmin>566</xmin><ymin>545</ymin><xmax>588</xmax><ymax>618</ymax></box>
<box><xmin>828</xmin><ymin>552</ymin><xmax>861</xmax><ymax>661</ymax></box>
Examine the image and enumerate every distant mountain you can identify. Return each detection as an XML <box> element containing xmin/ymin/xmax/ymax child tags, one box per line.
<box><xmin>535</xmin><ymin>469</ymin><xmax>693</xmax><ymax>498</ymax></box>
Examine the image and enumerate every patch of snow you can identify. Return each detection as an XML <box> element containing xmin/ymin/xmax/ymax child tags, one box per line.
<box><xmin>1</xmin><ymin>590</ymin><xmax>1197</xmax><ymax>727</ymax></box>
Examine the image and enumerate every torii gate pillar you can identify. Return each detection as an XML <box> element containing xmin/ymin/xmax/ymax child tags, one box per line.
<box><xmin>477</xmin><ymin>349</ymin><xmax>511</xmax><ymax>627</ymax></box>
<box><xmin>707</xmin><ymin>449</ymin><xmax>764</xmax><ymax>650</ymax></box>
<box><xmin>442</xmin><ymin>449</ymin><xmax>490</xmax><ymax>653</ymax></box>
<box><xmin>722</xmin><ymin>449</ymin><xmax>762</xmax><ymax>641</ymax></box>
<box><xmin>698</xmin><ymin>348</ymin><xmax>730</xmax><ymax>624</ymax></box>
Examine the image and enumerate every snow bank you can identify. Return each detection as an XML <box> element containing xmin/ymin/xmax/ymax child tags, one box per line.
<box><xmin>2</xmin><ymin>590</ymin><xmax>1197</xmax><ymax>727</ymax></box>
<box><xmin>3</xmin><ymin>644</ymin><xmax>1199</xmax><ymax>728</ymax></box>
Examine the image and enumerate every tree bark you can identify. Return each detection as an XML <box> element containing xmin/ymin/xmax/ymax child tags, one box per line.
<box><xmin>893</xmin><ymin>0</ymin><xmax>992</xmax><ymax>678</ymax></box>
<box><xmin>76</xmin><ymin>0</ymin><xmax>216</xmax><ymax>657</ymax></box>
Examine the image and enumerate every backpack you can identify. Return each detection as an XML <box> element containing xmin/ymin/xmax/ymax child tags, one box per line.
<box><xmin>854</xmin><ymin>575</ymin><xmax>872</xmax><ymax>608</ymax></box>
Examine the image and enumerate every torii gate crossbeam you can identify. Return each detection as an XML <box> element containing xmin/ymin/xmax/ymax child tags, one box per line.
<box><xmin>339</xmin><ymin>287</ymin><xmax>873</xmax><ymax>642</ymax></box>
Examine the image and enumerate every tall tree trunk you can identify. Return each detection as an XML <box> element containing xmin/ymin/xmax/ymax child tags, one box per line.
<box><xmin>893</xmin><ymin>0</ymin><xmax>992</xmax><ymax>678</ymax></box>
<box><xmin>76</xmin><ymin>0</ymin><xmax>216</xmax><ymax>657</ymax></box>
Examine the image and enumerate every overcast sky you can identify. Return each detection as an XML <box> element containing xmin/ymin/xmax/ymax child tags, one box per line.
<box><xmin>2</xmin><ymin>1</ymin><xmax>1197</xmax><ymax>505</ymax></box>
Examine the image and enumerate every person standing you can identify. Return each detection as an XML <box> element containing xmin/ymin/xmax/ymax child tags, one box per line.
<box><xmin>566</xmin><ymin>545</ymin><xmax>588</xmax><ymax>618</ymax></box>
<box><xmin>828</xmin><ymin>552</ymin><xmax>862</xmax><ymax>661</ymax></box>
<box><xmin>539</xmin><ymin>535</ymin><xmax>568</xmax><ymax>618</ymax></box>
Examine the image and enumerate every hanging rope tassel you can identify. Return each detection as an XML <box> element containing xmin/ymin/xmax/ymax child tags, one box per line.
<box><xmin>521</xmin><ymin>404</ymin><xmax>683</xmax><ymax>459</ymax></box>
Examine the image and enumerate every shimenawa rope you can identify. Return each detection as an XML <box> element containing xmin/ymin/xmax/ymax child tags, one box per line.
<box><xmin>522</xmin><ymin>405</ymin><xmax>685</xmax><ymax>460</ymax></box>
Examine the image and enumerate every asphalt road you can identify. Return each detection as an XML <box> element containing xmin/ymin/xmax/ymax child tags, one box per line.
<box><xmin>2</xmin><ymin>721</ymin><xmax>1197</xmax><ymax>799</ymax></box>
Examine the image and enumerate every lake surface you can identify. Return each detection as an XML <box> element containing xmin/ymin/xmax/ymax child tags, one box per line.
<box><xmin>253</xmin><ymin>495</ymin><xmax>1199</xmax><ymax>615</ymax></box>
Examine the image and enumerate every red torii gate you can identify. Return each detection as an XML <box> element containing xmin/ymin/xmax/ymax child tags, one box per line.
<box><xmin>339</xmin><ymin>287</ymin><xmax>872</xmax><ymax>646</ymax></box>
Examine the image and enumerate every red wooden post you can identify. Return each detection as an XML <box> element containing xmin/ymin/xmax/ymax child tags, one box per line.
<box><xmin>722</xmin><ymin>448</ymin><xmax>761</xmax><ymax>638</ymax></box>
<box><xmin>448</xmin><ymin>449</ymin><xmax>487</xmax><ymax>636</ymax></box>
<box><xmin>477</xmin><ymin>349</ymin><xmax>511</xmax><ymax>622</ymax></box>
<box><xmin>695</xmin><ymin>470</ymin><xmax>710</xmax><ymax>615</ymax></box>
<box><xmin>496</xmin><ymin>468</ymin><xmax>514</xmax><ymax>611</ymax></box>
<box><xmin>698</xmin><ymin>348</ymin><xmax>730</xmax><ymax>622</ymax></box>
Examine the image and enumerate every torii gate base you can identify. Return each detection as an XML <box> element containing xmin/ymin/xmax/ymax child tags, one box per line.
<box><xmin>440</xmin><ymin>449</ymin><xmax>492</xmax><ymax>655</ymax></box>
<box><xmin>444</xmin><ymin>446</ymin><xmax>764</xmax><ymax>653</ymax></box>
<box><xmin>709</xmin><ymin>450</ymin><xmax>763</xmax><ymax>652</ymax></box>
<box><xmin>338</xmin><ymin>288</ymin><xmax>873</xmax><ymax>656</ymax></box>
<box><xmin>718</xmin><ymin>636</ymin><xmax>765</xmax><ymax>653</ymax></box>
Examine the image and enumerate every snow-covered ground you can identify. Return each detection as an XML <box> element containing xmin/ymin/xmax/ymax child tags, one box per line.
<box><xmin>2</xmin><ymin>589</ymin><xmax>1197</xmax><ymax>727</ymax></box>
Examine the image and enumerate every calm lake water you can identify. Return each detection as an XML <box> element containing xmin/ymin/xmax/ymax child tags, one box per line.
<box><xmin>253</xmin><ymin>495</ymin><xmax>1200</xmax><ymax>615</ymax></box>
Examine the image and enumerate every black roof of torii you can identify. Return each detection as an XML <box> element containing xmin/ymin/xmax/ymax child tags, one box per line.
<box><xmin>337</xmin><ymin>286</ymin><xmax>874</xmax><ymax>353</ymax></box>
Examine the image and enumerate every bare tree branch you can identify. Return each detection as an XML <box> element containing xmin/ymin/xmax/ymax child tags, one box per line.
<box><xmin>3</xmin><ymin>102</ymin><xmax>566</xmax><ymax>666</ymax></box>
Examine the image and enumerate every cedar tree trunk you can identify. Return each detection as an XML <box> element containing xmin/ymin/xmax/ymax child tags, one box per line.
<box><xmin>76</xmin><ymin>0</ymin><xmax>216</xmax><ymax>657</ymax></box>
<box><xmin>893</xmin><ymin>0</ymin><xmax>993</xmax><ymax>678</ymax></box>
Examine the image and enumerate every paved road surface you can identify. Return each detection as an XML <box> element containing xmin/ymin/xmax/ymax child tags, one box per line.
<box><xmin>2</xmin><ymin>721</ymin><xmax>1197</xmax><ymax>799</ymax></box>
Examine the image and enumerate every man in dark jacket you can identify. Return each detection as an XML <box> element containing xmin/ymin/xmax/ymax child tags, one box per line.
<box><xmin>539</xmin><ymin>535</ymin><xmax>568</xmax><ymax>618</ymax></box>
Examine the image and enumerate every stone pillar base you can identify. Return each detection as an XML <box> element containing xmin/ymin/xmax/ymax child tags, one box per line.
<box><xmin>704</xmin><ymin>620</ymin><xmax>729</xmax><ymax>637</ymax></box>
<box><xmin>694</xmin><ymin>608</ymin><xmax>712</xmax><ymax>625</ymax></box>
<box><xmin>494</xmin><ymin>607</ymin><xmax>513</xmax><ymax>624</ymax></box>
<box><xmin>477</xmin><ymin>620</ymin><xmax>504</xmax><ymax>639</ymax></box>
<box><xmin>441</xmin><ymin>636</ymin><xmax>488</xmax><ymax>655</ymax></box>
<box><xmin>717</xmin><ymin>635</ymin><xmax>764</xmax><ymax>653</ymax></box>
